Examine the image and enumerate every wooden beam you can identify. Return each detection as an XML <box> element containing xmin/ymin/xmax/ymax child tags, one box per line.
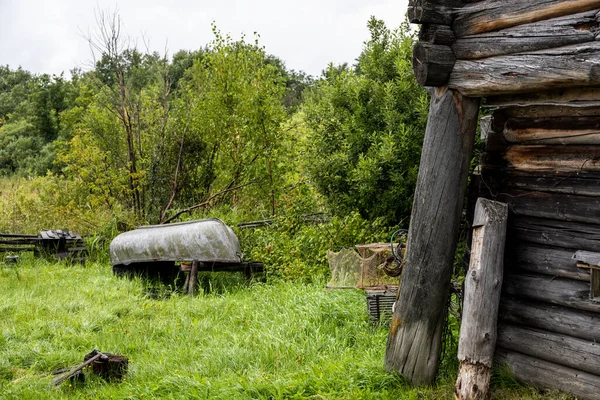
<box><xmin>489</xmin><ymin>144</ymin><xmax>600</xmax><ymax>173</ymax></box>
<box><xmin>508</xmin><ymin>243</ymin><xmax>590</xmax><ymax>281</ymax></box>
<box><xmin>455</xmin><ymin>198</ymin><xmax>507</xmax><ymax>400</ymax></box>
<box><xmin>487</xmin><ymin>86</ymin><xmax>600</xmax><ymax>108</ymax></box>
<box><xmin>496</xmin><ymin>348</ymin><xmax>600</xmax><ymax>400</ymax></box>
<box><xmin>503</xmin><ymin>272</ymin><xmax>600</xmax><ymax>313</ymax></box>
<box><xmin>419</xmin><ymin>24</ymin><xmax>456</xmax><ymax>45</ymax></box>
<box><xmin>453</xmin><ymin>0</ymin><xmax>600</xmax><ymax>37</ymax></box>
<box><xmin>496</xmin><ymin>105</ymin><xmax>600</xmax><ymax>118</ymax></box>
<box><xmin>408</xmin><ymin>0</ymin><xmax>460</xmax><ymax>25</ymax></box>
<box><xmin>385</xmin><ymin>87</ymin><xmax>480</xmax><ymax>385</ymax></box>
<box><xmin>412</xmin><ymin>42</ymin><xmax>456</xmax><ymax>87</ymax></box>
<box><xmin>449</xmin><ymin>42</ymin><xmax>600</xmax><ymax>97</ymax></box>
<box><xmin>479</xmin><ymin>170</ymin><xmax>600</xmax><ymax>197</ymax></box>
<box><xmin>511</xmin><ymin>217</ymin><xmax>600</xmax><ymax>252</ymax></box>
<box><xmin>453</xmin><ymin>10</ymin><xmax>600</xmax><ymax>59</ymax></box>
<box><xmin>497</xmin><ymin>324</ymin><xmax>600</xmax><ymax>376</ymax></box>
<box><xmin>497</xmin><ymin>116</ymin><xmax>600</xmax><ymax>145</ymax></box>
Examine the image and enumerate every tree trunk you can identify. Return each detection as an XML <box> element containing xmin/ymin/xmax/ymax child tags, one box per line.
<box><xmin>385</xmin><ymin>87</ymin><xmax>480</xmax><ymax>385</ymax></box>
<box><xmin>455</xmin><ymin>198</ymin><xmax>507</xmax><ymax>400</ymax></box>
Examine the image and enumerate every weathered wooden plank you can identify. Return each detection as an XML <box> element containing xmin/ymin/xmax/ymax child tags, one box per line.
<box><xmin>479</xmin><ymin>170</ymin><xmax>600</xmax><ymax>197</ymax></box>
<box><xmin>489</xmin><ymin>145</ymin><xmax>600</xmax><ymax>173</ymax></box>
<box><xmin>453</xmin><ymin>0</ymin><xmax>600</xmax><ymax>37</ymax></box>
<box><xmin>498</xmin><ymin>117</ymin><xmax>600</xmax><ymax>145</ymax></box>
<box><xmin>412</xmin><ymin>42</ymin><xmax>456</xmax><ymax>87</ymax></box>
<box><xmin>418</xmin><ymin>24</ymin><xmax>456</xmax><ymax>45</ymax></box>
<box><xmin>408</xmin><ymin>0</ymin><xmax>461</xmax><ymax>25</ymax></box>
<box><xmin>453</xmin><ymin>10</ymin><xmax>600</xmax><ymax>59</ymax></box>
<box><xmin>493</xmin><ymin>189</ymin><xmax>600</xmax><ymax>224</ymax></box>
<box><xmin>508</xmin><ymin>243</ymin><xmax>590</xmax><ymax>281</ymax></box>
<box><xmin>497</xmin><ymin>324</ymin><xmax>600</xmax><ymax>376</ymax></box>
<box><xmin>487</xmin><ymin>86</ymin><xmax>600</xmax><ymax>108</ymax></box>
<box><xmin>503</xmin><ymin>272</ymin><xmax>600</xmax><ymax>313</ymax></box>
<box><xmin>385</xmin><ymin>88</ymin><xmax>480</xmax><ymax>385</ymax></box>
<box><xmin>455</xmin><ymin>198</ymin><xmax>507</xmax><ymax>400</ymax></box>
<box><xmin>495</xmin><ymin>348</ymin><xmax>600</xmax><ymax>400</ymax></box>
<box><xmin>511</xmin><ymin>216</ymin><xmax>600</xmax><ymax>252</ymax></box>
<box><xmin>499</xmin><ymin>298</ymin><xmax>600</xmax><ymax>342</ymax></box>
<box><xmin>449</xmin><ymin>42</ymin><xmax>600</xmax><ymax>97</ymax></box>
<box><xmin>497</xmin><ymin>105</ymin><xmax>600</xmax><ymax>118</ymax></box>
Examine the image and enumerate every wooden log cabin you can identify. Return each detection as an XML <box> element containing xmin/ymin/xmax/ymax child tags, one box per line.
<box><xmin>385</xmin><ymin>1</ymin><xmax>600</xmax><ymax>399</ymax></box>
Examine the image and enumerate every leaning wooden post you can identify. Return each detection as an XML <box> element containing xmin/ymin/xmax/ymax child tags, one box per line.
<box><xmin>188</xmin><ymin>260</ymin><xmax>199</xmax><ymax>297</ymax></box>
<box><xmin>385</xmin><ymin>87</ymin><xmax>480</xmax><ymax>385</ymax></box>
<box><xmin>455</xmin><ymin>198</ymin><xmax>507</xmax><ymax>400</ymax></box>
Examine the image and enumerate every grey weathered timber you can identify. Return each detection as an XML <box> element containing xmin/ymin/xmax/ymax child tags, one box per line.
<box><xmin>480</xmin><ymin>170</ymin><xmax>600</xmax><ymax>197</ymax></box>
<box><xmin>408</xmin><ymin>0</ymin><xmax>460</xmax><ymax>25</ymax></box>
<box><xmin>479</xmin><ymin>116</ymin><xmax>492</xmax><ymax>141</ymax></box>
<box><xmin>385</xmin><ymin>87</ymin><xmax>480</xmax><ymax>385</ymax></box>
<box><xmin>509</xmin><ymin>244</ymin><xmax>590</xmax><ymax>281</ymax></box>
<box><xmin>453</xmin><ymin>11</ymin><xmax>600</xmax><ymax>59</ymax></box>
<box><xmin>503</xmin><ymin>272</ymin><xmax>600</xmax><ymax>313</ymax></box>
<box><xmin>498</xmin><ymin>105</ymin><xmax>600</xmax><ymax>118</ymax></box>
<box><xmin>455</xmin><ymin>198</ymin><xmax>507</xmax><ymax>400</ymax></box>
<box><xmin>499</xmin><ymin>298</ymin><xmax>600</xmax><ymax>342</ymax></box>
<box><xmin>491</xmin><ymin>145</ymin><xmax>600</xmax><ymax>173</ymax></box>
<box><xmin>497</xmin><ymin>324</ymin><xmax>600</xmax><ymax>375</ymax></box>
<box><xmin>449</xmin><ymin>42</ymin><xmax>600</xmax><ymax>97</ymax></box>
<box><xmin>188</xmin><ymin>260</ymin><xmax>199</xmax><ymax>297</ymax></box>
<box><xmin>497</xmin><ymin>116</ymin><xmax>600</xmax><ymax>145</ymax></box>
<box><xmin>412</xmin><ymin>43</ymin><xmax>456</xmax><ymax>87</ymax></box>
<box><xmin>511</xmin><ymin>217</ymin><xmax>600</xmax><ymax>251</ymax></box>
<box><xmin>494</xmin><ymin>189</ymin><xmax>600</xmax><ymax>224</ymax></box>
<box><xmin>453</xmin><ymin>0</ymin><xmax>600</xmax><ymax>37</ymax></box>
<box><xmin>487</xmin><ymin>86</ymin><xmax>600</xmax><ymax>108</ymax></box>
<box><xmin>419</xmin><ymin>24</ymin><xmax>456</xmax><ymax>45</ymax></box>
<box><xmin>495</xmin><ymin>349</ymin><xmax>600</xmax><ymax>400</ymax></box>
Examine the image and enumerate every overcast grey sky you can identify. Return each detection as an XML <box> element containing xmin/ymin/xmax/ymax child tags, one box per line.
<box><xmin>0</xmin><ymin>0</ymin><xmax>410</xmax><ymax>78</ymax></box>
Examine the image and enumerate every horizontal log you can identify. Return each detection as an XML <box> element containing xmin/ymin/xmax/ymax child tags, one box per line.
<box><xmin>479</xmin><ymin>170</ymin><xmax>600</xmax><ymax>197</ymax></box>
<box><xmin>495</xmin><ymin>348</ymin><xmax>600</xmax><ymax>400</ymax></box>
<box><xmin>453</xmin><ymin>0</ymin><xmax>600</xmax><ymax>37</ymax></box>
<box><xmin>493</xmin><ymin>189</ymin><xmax>600</xmax><ymax>224</ymax></box>
<box><xmin>453</xmin><ymin>11</ymin><xmax>600</xmax><ymax>59</ymax></box>
<box><xmin>511</xmin><ymin>216</ymin><xmax>600</xmax><ymax>252</ymax></box>
<box><xmin>499</xmin><ymin>298</ymin><xmax>600</xmax><ymax>342</ymax></box>
<box><xmin>501</xmin><ymin>117</ymin><xmax>600</xmax><ymax>145</ymax></box>
<box><xmin>508</xmin><ymin>243</ymin><xmax>590</xmax><ymax>281</ymax></box>
<box><xmin>449</xmin><ymin>42</ymin><xmax>600</xmax><ymax>97</ymax></box>
<box><xmin>497</xmin><ymin>324</ymin><xmax>600</xmax><ymax>375</ymax></box>
<box><xmin>503</xmin><ymin>272</ymin><xmax>600</xmax><ymax>313</ymax></box>
<box><xmin>496</xmin><ymin>105</ymin><xmax>600</xmax><ymax>118</ymax></box>
<box><xmin>487</xmin><ymin>86</ymin><xmax>600</xmax><ymax>108</ymax></box>
<box><xmin>485</xmin><ymin>145</ymin><xmax>600</xmax><ymax>173</ymax></box>
<box><xmin>412</xmin><ymin>42</ymin><xmax>456</xmax><ymax>87</ymax></box>
<box><xmin>419</xmin><ymin>24</ymin><xmax>456</xmax><ymax>45</ymax></box>
<box><xmin>408</xmin><ymin>0</ymin><xmax>460</xmax><ymax>25</ymax></box>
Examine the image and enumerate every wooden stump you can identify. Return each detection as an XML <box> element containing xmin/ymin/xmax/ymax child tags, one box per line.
<box><xmin>455</xmin><ymin>198</ymin><xmax>508</xmax><ymax>400</ymax></box>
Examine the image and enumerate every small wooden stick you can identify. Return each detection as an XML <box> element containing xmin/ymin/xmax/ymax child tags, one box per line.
<box><xmin>53</xmin><ymin>352</ymin><xmax>104</xmax><ymax>386</ymax></box>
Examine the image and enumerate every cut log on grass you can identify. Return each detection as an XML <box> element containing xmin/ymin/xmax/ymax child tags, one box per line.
<box><xmin>385</xmin><ymin>87</ymin><xmax>480</xmax><ymax>385</ymax></box>
<box><xmin>455</xmin><ymin>198</ymin><xmax>507</xmax><ymax>400</ymax></box>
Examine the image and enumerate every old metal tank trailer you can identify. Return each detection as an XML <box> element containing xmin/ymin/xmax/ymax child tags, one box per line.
<box><xmin>109</xmin><ymin>218</ymin><xmax>263</xmax><ymax>293</ymax></box>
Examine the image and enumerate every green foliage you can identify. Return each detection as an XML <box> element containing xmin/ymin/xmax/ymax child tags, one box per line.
<box><xmin>236</xmin><ymin>211</ymin><xmax>393</xmax><ymax>281</ymax></box>
<box><xmin>303</xmin><ymin>17</ymin><xmax>429</xmax><ymax>225</ymax></box>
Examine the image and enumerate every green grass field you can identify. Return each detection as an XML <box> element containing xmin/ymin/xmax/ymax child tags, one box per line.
<box><xmin>0</xmin><ymin>257</ymin><xmax>573</xmax><ymax>399</ymax></box>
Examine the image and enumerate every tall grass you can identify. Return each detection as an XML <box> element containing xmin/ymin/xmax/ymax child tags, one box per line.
<box><xmin>0</xmin><ymin>257</ymin><xmax>572</xmax><ymax>399</ymax></box>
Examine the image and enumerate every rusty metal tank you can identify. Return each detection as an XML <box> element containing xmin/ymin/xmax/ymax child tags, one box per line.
<box><xmin>109</xmin><ymin>218</ymin><xmax>242</xmax><ymax>266</ymax></box>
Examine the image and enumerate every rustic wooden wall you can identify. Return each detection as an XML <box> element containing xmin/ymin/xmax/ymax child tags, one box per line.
<box><xmin>475</xmin><ymin>87</ymin><xmax>600</xmax><ymax>400</ymax></box>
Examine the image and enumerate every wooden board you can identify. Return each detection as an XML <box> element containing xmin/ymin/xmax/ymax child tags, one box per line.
<box><xmin>499</xmin><ymin>298</ymin><xmax>600</xmax><ymax>342</ymax></box>
<box><xmin>495</xmin><ymin>348</ymin><xmax>600</xmax><ymax>400</ymax></box>
<box><xmin>503</xmin><ymin>272</ymin><xmax>600</xmax><ymax>313</ymax></box>
<box><xmin>497</xmin><ymin>323</ymin><xmax>600</xmax><ymax>375</ymax></box>
<box><xmin>507</xmin><ymin>243</ymin><xmax>590</xmax><ymax>281</ymax></box>
<box><xmin>510</xmin><ymin>216</ymin><xmax>600</xmax><ymax>252</ymax></box>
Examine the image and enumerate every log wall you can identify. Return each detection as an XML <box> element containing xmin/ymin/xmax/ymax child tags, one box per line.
<box><xmin>475</xmin><ymin>92</ymin><xmax>600</xmax><ymax>400</ymax></box>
